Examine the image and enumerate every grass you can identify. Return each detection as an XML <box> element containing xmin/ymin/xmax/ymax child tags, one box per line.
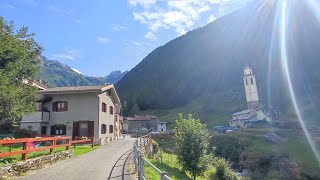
<box><xmin>144</xmin><ymin>152</ymin><xmax>191</xmax><ymax>180</ymax></box>
<box><xmin>0</xmin><ymin>144</ymin><xmax>99</xmax><ymax>166</ymax></box>
<box><xmin>151</xmin><ymin>128</ymin><xmax>320</xmax><ymax>170</ymax></box>
<box><xmin>237</xmin><ymin>128</ymin><xmax>320</xmax><ymax>168</ymax></box>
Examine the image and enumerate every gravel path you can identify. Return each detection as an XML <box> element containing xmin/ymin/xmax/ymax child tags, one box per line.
<box><xmin>19</xmin><ymin>138</ymin><xmax>135</xmax><ymax>180</ymax></box>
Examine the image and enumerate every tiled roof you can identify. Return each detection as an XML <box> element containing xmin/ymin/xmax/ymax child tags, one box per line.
<box><xmin>230</xmin><ymin>114</ymin><xmax>257</xmax><ymax>121</ymax></box>
<box><xmin>126</xmin><ymin>115</ymin><xmax>158</xmax><ymax>121</ymax></box>
<box><xmin>232</xmin><ymin>109</ymin><xmax>253</xmax><ymax>116</ymax></box>
<box><xmin>39</xmin><ymin>85</ymin><xmax>111</xmax><ymax>94</ymax></box>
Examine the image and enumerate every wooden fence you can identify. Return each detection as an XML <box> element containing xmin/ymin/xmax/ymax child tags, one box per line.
<box><xmin>0</xmin><ymin>136</ymin><xmax>94</xmax><ymax>161</ymax></box>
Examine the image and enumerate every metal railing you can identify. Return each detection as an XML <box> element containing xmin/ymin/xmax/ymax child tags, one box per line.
<box><xmin>133</xmin><ymin>134</ymin><xmax>172</xmax><ymax>180</ymax></box>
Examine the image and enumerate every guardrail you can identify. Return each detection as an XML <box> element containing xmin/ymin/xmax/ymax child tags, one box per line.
<box><xmin>0</xmin><ymin>136</ymin><xmax>94</xmax><ymax>160</ymax></box>
<box><xmin>133</xmin><ymin>135</ymin><xmax>172</xmax><ymax>180</ymax></box>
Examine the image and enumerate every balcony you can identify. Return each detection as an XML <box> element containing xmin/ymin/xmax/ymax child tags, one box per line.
<box><xmin>21</xmin><ymin>111</ymin><xmax>50</xmax><ymax>123</ymax></box>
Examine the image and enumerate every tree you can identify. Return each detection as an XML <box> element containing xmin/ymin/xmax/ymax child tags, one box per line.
<box><xmin>174</xmin><ymin>113</ymin><xmax>211</xmax><ymax>180</ymax></box>
<box><xmin>128</xmin><ymin>103</ymin><xmax>140</xmax><ymax>116</ymax></box>
<box><xmin>0</xmin><ymin>17</ymin><xmax>42</xmax><ymax>123</ymax></box>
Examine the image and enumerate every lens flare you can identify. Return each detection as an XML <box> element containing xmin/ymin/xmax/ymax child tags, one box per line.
<box><xmin>278</xmin><ymin>0</ymin><xmax>320</xmax><ymax>164</ymax></box>
<box><xmin>307</xmin><ymin>0</ymin><xmax>320</xmax><ymax>21</ymax></box>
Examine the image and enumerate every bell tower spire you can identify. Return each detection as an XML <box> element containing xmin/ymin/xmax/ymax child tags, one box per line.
<box><xmin>243</xmin><ymin>66</ymin><xmax>260</xmax><ymax>109</ymax></box>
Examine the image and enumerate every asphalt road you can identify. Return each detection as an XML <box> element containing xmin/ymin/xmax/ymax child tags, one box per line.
<box><xmin>19</xmin><ymin>137</ymin><xmax>135</xmax><ymax>180</ymax></box>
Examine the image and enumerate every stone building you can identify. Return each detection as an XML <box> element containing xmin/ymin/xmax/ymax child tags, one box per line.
<box><xmin>122</xmin><ymin>115</ymin><xmax>159</xmax><ymax>133</ymax></box>
<box><xmin>230</xmin><ymin>66</ymin><xmax>271</xmax><ymax>128</ymax></box>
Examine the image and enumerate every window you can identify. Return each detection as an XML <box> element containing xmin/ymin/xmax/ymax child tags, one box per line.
<box><xmin>245</xmin><ymin>79</ymin><xmax>248</xmax><ymax>85</ymax></box>
<box><xmin>109</xmin><ymin>125</ymin><xmax>113</xmax><ymax>134</ymax></box>
<box><xmin>52</xmin><ymin>101</ymin><xmax>68</xmax><ymax>112</ymax></box>
<box><xmin>102</xmin><ymin>102</ymin><xmax>107</xmax><ymax>112</ymax></box>
<box><xmin>109</xmin><ymin>106</ymin><xmax>114</xmax><ymax>115</ymax></box>
<box><xmin>101</xmin><ymin>124</ymin><xmax>107</xmax><ymax>134</ymax></box>
<box><xmin>50</xmin><ymin>124</ymin><xmax>66</xmax><ymax>135</ymax></box>
<box><xmin>250</xmin><ymin>78</ymin><xmax>254</xmax><ymax>85</ymax></box>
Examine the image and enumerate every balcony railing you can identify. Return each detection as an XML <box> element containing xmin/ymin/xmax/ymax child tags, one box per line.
<box><xmin>21</xmin><ymin>111</ymin><xmax>50</xmax><ymax>122</ymax></box>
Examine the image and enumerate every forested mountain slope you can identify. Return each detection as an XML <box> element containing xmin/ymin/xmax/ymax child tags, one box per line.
<box><xmin>116</xmin><ymin>0</ymin><xmax>320</xmax><ymax>126</ymax></box>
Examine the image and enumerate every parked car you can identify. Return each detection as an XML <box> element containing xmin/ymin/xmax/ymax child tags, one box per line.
<box><xmin>151</xmin><ymin>131</ymin><xmax>159</xmax><ymax>134</ymax></box>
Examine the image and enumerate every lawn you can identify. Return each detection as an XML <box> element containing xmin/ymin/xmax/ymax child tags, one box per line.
<box><xmin>231</xmin><ymin>128</ymin><xmax>320</xmax><ymax>168</ymax></box>
<box><xmin>144</xmin><ymin>152</ymin><xmax>191</xmax><ymax>180</ymax></box>
<box><xmin>0</xmin><ymin>144</ymin><xmax>99</xmax><ymax>166</ymax></box>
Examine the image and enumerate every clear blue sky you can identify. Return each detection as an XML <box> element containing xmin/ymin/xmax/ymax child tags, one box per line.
<box><xmin>0</xmin><ymin>0</ymin><xmax>249</xmax><ymax>76</ymax></box>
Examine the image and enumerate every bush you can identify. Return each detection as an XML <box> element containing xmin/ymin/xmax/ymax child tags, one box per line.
<box><xmin>203</xmin><ymin>157</ymin><xmax>241</xmax><ymax>180</ymax></box>
<box><xmin>14</xmin><ymin>129</ymin><xmax>38</xmax><ymax>138</ymax></box>
<box><xmin>210</xmin><ymin>134</ymin><xmax>247</xmax><ymax>165</ymax></box>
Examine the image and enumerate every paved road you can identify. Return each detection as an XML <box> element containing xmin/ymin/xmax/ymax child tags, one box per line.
<box><xmin>19</xmin><ymin>138</ymin><xmax>135</xmax><ymax>180</ymax></box>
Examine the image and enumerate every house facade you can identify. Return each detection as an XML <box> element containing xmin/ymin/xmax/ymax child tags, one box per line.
<box><xmin>20</xmin><ymin>85</ymin><xmax>122</xmax><ymax>144</ymax></box>
<box><xmin>157</xmin><ymin>122</ymin><xmax>167</xmax><ymax>132</ymax></box>
<box><xmin>122</xmin><ymin>115</ymin><xmax>159</xmax><ymax>133</ymax></box>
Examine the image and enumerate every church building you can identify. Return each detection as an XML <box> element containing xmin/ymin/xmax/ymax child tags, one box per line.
<box><xmin>230</xmin><ymin>66</ymin><xmax>271</xmax><ymax>128</ymax></box>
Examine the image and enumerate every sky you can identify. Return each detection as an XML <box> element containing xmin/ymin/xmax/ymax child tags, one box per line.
<box><xmin>0</xmin><ymin>0</ymin><xmax>250</xmax><ymax>76</ymax></box>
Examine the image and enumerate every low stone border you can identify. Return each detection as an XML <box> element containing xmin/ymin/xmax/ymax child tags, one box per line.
<box><xmin>0</xmin><ymin>150</ymin><xmax>73</xmax><ymax>180</ymax></box>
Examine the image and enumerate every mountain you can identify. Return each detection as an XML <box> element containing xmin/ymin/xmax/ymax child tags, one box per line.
<box><xmin>37</xmin><ymin>57</ymin><xmax>127</xmax><ymax>87</ymax></box>
<box><xmin>116</xmin><ymin>0</ymin><xmax>320</xmax><ymax>127</ymax></box>
<box><xmin>104</xmin><ymin>70</ymin><xmax>129</xmax><ymax>84</ymax></box>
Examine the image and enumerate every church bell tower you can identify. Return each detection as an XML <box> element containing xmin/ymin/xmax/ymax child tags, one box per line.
<box><xmin>243</xmin><ymin>66</ymin><xmax>260</xmax><ymax>109</ymax></box>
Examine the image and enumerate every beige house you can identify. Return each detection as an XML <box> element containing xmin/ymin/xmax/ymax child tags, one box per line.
<box><xmin>20</xmin><ymin>85</ymin><xmax>122</xmax><ymax>144</ymax></box>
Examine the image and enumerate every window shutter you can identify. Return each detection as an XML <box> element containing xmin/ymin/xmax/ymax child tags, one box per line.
<box><xmin>88</xmin><ymin>121</ymin><xmax>94</xmax><ymax>138</ymax></box>
<box><xmin>50</xmin><ymin>126</ymin><xmax>56</xmax><ymax>135</ymax></box>
<box><xmin>73</xmin><ymin>122</ymin><xmax>79</xmax><ymax>140</ymax></box>
<box><xmin>62</xmin><ymin>125</ymin><xmax>67</xmax><ymax>135</ymax></box>
<box><xmin>52</xmin><ymin>102</ymin><xmax>57</xmax><ymax>111</ymax></box>
<box><xmin>64</xmin><ymin>101</ymin><xmax>68</xmax><ymax>111</ymax></box>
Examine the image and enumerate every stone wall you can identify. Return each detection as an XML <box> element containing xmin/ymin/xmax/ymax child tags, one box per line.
<box><xmin>0</xmin><ymin>150</ymin><xmax>73</xmax><ymax>180</ymax></box>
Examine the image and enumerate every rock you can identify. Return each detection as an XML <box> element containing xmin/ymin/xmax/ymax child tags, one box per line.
<box><xmin>0</xmin><ymin>150</ymin><xmax>74</xmax><ymax>179</ymax></box>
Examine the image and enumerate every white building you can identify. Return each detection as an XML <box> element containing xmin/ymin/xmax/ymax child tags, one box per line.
<box><xmin>157</xmin><ymin>122</ymin><xmax>167</xmax><ymax>132</ymax></box>
<box><xmin>243</xmin><ymin>66</ymin><xmax>260</xmax><ymax>109</ymax></box>
<box><xmin>230</xmin><ymin>66</ymin><xmax>271</xmax><ymax>128</ymax></box>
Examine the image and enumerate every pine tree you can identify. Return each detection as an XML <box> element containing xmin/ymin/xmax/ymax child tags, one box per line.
<box><xmin>0</xmin><ymin>17</ymin><xmax>42</xmax><ymax>123</ymax></box>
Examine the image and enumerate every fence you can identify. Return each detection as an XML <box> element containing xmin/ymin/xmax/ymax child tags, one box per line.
<box><xmin>133</xmin><ymin>134</ymin><xmax>172</xmax><ymax>180</ymax></box>
<box><xmin>71</xmin><ymin>138</ymin><xmax>94</xmax><ymax>148</ymax></box>
<box><xmin>0</xmin><ymin>136</ymin><xmax>94</xmax><ymax>160</ymax></box>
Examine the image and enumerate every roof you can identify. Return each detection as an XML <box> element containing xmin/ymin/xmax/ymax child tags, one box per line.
<box><xmin>126</xmin><ymin>115</ymin><xmax>158</xmax><ymax>121</ymax></box>
<box><xmin>39</xmin><ymin>84</ymin><xmax>121</xmax><ymax>104</ymax></box>
<box><xmin>39</xmin><ymin>85</ymin><xmax>109</xmax><ymax>93</ymax></box>
<box><xmin>264</xmin><ymin>133</ymin><xmax>286</xmax><ymax>144</ymax></box>
<box><xmin>232</xmin><ymin>109</ymin><xmax>253</xmax><ymax>116</ymax></box>
<box><xmin>31</xmin><ymin>80</ymin><xmax>48</xmax><ymax>90</ymax></box>
<box><xmin>230</xmin><ymin>114</ymin><xmax>257</xmax><ymax>121</ymax></box>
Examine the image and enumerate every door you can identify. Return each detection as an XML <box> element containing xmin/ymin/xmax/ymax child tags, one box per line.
<box><xmin>79</xmin><ymin>122</ymin><xmax>88</xmax><ymax>137</ymax></box>
<box><xmin>72</xmin><ymin>121</ymin><xmax>94</xmax><ymax>139</ymax></box>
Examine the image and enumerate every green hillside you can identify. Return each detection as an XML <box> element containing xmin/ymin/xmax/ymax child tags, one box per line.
<box><xmin>116</xmin><ymin>0</ymin><xmax>320</xmax><ymax>127</ymax></box>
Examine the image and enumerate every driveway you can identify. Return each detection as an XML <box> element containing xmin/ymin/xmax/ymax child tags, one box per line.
<box><xmin>19</xmin><ymin>137</ymin><xmax>135</xmax><ymax>180</ymax></box>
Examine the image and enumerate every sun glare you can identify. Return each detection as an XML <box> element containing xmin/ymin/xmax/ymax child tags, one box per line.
<box><xmin>273</xmin><ymin>0</ymin><xmax>320</xmax><ymax>165</ymax></box>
